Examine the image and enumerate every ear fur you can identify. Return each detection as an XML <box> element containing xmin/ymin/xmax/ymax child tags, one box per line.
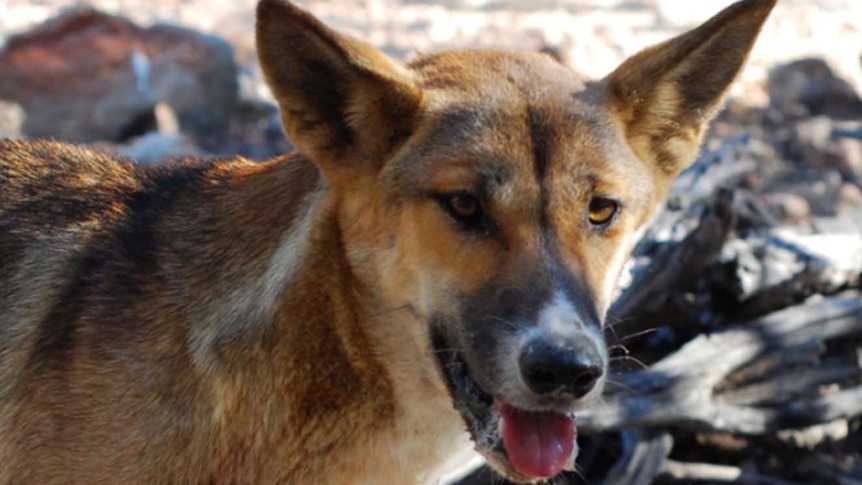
<box><xmin>604</xmin><ymin>0</ymin><xmax>776</xmax><ymax>177</ymax></box>
<box><xmin>256</xmin><ymin>0</ymin><xmax>422</xmax><ymax>173</ymax></box>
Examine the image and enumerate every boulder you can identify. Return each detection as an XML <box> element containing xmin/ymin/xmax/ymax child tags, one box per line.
<box><xmin>0</xmin><ymin>8</ymin><xmax>238</xmax><ymax>150</ymax></box>
<box><xmin>767</xmin><ymin>58</ymin><xmax>862</xmax><ymax>121</ymax></box>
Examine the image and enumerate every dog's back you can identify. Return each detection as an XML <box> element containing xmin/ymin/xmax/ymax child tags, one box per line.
<box><xmin>0</xmin><ymin>140</ymin><xmax>143</xmax><ymax>390</ymax></box>
<box><xmin>1</xmin><ymin>140</ymin><xmax>209</xmax><ymax>480</ymax></box>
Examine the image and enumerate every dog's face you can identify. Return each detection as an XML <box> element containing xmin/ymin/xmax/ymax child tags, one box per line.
<box><xmin>371</xmin><ymin>54</ymin><xmax>652</xmax><ymax>479</ymax></box>
<box><xmin>256</xmin><ymin>0</ymin><xmax>775</xmax><ymax>481</ymax></box>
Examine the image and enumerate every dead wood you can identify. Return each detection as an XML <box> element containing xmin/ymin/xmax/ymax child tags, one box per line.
<box><xmin>584</xmin><ymin>293</ymin><xmax>862</xmax><ymax>435</ymax></box>
<box><xmin>579</xmin><ymin>133</ymin><xmax>862</xmax><ymax>484</ymax></box>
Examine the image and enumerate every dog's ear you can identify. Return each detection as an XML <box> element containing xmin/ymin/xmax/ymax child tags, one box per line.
<box><xmin>603</xmin><ymin>0</ymin><xmax>775</xmax><ymax>179</ymax></box>
<box><xmin>256</xmin><ymin>0</ymin><xmax>421</xmax><ymax>176</ymax></box>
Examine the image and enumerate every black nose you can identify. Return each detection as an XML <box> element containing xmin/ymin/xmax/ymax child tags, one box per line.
<box><xmin>518</xmin><ymin>338</ymin><xmax>604</xmax><ymax>398</ymax></box>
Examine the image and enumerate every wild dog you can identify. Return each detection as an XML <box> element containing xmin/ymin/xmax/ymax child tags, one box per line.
<box><xmin>0</xmin><ymin>0</ymin><xmax>775</xmax><ymax>483</ymax></box>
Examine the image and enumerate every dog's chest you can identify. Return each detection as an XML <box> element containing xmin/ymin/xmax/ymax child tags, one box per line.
<box><xmin>366</xmin><ymin>391</ymin><xmax>481</xmax><ymax>485</ymax></box>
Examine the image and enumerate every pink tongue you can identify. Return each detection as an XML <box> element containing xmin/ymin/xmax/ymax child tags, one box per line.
<box><xmin>499</xmin><ymin>404</ymin><xmax>575</xmax><ymax>479</ymax></box>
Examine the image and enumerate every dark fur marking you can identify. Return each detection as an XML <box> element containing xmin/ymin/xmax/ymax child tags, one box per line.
<box><xmin>649</xmin><ymin>135</ymin><xmax>680</xmax><ymax>175</ymax></box>
<box><xmin>428</xmin><ymin>108</ymin><xmax>488</xmax><ymax>146</ymax></box>
<box><xmin>527</xmin><ymin>108</ymin><xmax>550</xmax><ymax>184</ymax></box>
<box><xmin>386</xmin><ymin>108</ymin><xmax>509</xmax><ymax>196</ymax></box>
<box><xmin>30</xmin><ymin>161</ymin><xmax>213</xmax><ymax>368</ymax></box>
<box><xmin>527</xmin><ymin>106</ymin><xmax>553</xmax><ymax>230</ymax></box>
<box><xmin>541</xmin><ymin>228</ymin><xmax>602</xmax><ymax>329</ymax></box>
<box><xmin>677</xmin><ymin>53</ymin><xmax>741</xmax><ymax>118</ymax></box>
<box><xmin>33</xmin><ymin>246</ymin><xmax>104</xmax><ymax>368</ymax></box>
<box><xmin>457</xmin><ymin>264</ymin><xmax>555</xmax><ymax>389</ymax></box>
<box><xmin>297</xmin><ymin>57</ymin><xmax>353</xmax><ymax>149</ymax></box>
<box><xmin>406</xmin><ymin>54</ymin><xmax>437</xmax><ymax>71</ymax></box>
<box><xmin>548</xmin><ymin>259</ymin><xmax>601</xmax><ymax>329</ymax></box>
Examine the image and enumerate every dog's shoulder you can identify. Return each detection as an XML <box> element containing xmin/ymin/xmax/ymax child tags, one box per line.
<box><xmin>0</xmin><ymin>139</ymin><xmax>250</xmax><ymax>306</ymax></box>
<box><xmin>0</xmin><ymin>139</ymin><xmax>248</xmax><ymax>232</ymax></box>
<box><xmin>1</xmin><ymin>139</ymin><xmax>135</xmax><ymax>206</ymax></box>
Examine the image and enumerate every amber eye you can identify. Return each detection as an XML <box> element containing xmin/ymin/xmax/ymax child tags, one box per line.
<box><xmin>587</xmin><ymin>197</ymin><xmax>619</xmax><ymax>226</ymax></box>
<box><xmin>448</xmin><ymin>193</ymin><xmax>480</xmax><ymax>219</ymax></box>
<box><xmin>437</xmin><ymin>191</ymin><xmax>487</xmax><ymax>231</ymax></box>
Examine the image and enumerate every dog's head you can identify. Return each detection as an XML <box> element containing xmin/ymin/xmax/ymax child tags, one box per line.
<box><xmin>256</xmin><ymin>0</ymin><xmax>774</xmax><ymax>481</ymax></box>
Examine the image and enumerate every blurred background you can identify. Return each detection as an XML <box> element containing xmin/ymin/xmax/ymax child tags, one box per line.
<box><xmin>2</xmin><ymin>0</ymin><xmax>861</xmax><ymax>164</ymax></box>
<box><xmin>2</xmin><ymin>1</ymin><xmax>861</xmax><ymax>484</ymax></box>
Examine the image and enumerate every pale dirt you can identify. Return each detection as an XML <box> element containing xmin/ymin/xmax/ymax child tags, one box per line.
<box><xmin>2</xmin><ymin>0</ymin><xmax>861</xmax><ymax>107</ymax></box>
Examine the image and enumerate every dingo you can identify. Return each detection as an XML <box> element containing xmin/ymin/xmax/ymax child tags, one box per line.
<box><xmin>0</xmin><ymin>0</ymin><xmax>775</xmax><ymax>483</ymax></box>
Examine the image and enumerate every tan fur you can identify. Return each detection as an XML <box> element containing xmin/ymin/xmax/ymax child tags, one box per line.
<box><xmin>0</xmin><ymin>1</ymin><xmax>774</xmax><ymax>483</ymax></box>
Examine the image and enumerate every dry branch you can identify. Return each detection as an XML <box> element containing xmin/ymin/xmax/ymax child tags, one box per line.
<box><xmin>583</xmin><ymin>293</ymin><xmax>862</xmax><ymax>435</ymax></box>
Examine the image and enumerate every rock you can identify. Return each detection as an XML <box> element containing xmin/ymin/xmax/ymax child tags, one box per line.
<box><xmin>764</xmin><ymin>192</ymin><xmax>810</xmax><ymax>224</ymax></box>
<box><xmin>835</xmin><ymin>138</ymin><xmax>862</xmax><ymax>184</ymax></box>
<box><xmin>767</xmin><ymin>58</ymin><xmax>862</xmax><ymax>121</ymax></box>
<box><xmin>0</xmin><ymin>8</ymin><xmax>238</xmax><ymax>151</ymax></box>
<box><xmin>838</xmin><ymin>183</ymin><xmax>862</xmax><ymax>215</ymax></box>
<box><xmin>793</xmin><ymin>116</ymin><xmax>833</xmax><ymax>152</ymax></box>
<box><xmin>0</xmin><ymin>100</ymin><xmax>26</xmax><ymax>139</ymax></box>
<box><xmin>832</xmin><ymin>122</ymin><xmax>862</xmax><ymax>182</ymax></box>
<box><xmin>780</xmin><ymin>117</ymin><xmax>862</xmax><ymax>186</ymax></box>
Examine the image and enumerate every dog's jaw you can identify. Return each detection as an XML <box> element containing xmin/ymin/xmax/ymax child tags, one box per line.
<box><xmin>429</xmin><ymin>326</ymin><xmax>583</xmax><ymax>483</ymax></box>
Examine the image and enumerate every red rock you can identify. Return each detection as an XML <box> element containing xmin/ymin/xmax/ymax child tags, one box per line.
<box><xmin>0</xmin><ymin>8</ymin><xmax>237</xmax><ymax>149</ymax></box>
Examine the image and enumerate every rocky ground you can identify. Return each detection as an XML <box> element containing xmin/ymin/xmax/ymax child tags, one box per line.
<box><xmin>1</xmin><ymin>1</ymin><xmax>861</xmax><ymax>484</ymax></box>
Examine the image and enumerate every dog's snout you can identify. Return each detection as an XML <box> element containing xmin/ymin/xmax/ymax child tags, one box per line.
<box><xmin>518</xmin><ymin>338</ymin><xmax>604</xmax><ymax>398</ymax></box>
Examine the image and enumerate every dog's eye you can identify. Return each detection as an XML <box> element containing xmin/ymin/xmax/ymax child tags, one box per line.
<box><xmin>438</xmin><ymin>192</ymin><xmax>486</xmax><ymax>231</ymax></box>
<box><xmin>587</xmin><ymin>197</ymin><xmax>618</xmax><ymax>227</ymax></box>
<box><xmin>448</xmin><ymin>193</ymin><xmax>480</xmax><ymax>219</ymax></box>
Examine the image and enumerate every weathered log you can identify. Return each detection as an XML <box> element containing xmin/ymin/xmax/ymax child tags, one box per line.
<box><xmin>600</xmin><ymin>431</ymin><xmax>673</xmax><ymax>485</ymax></box>
<box><xmin>707</xmin><ymin>209</ymin><xmax>862</xmax><ymax>320</ymax></box>
<box><xmin>582</xmin><ymin>293</ymin><xmax>862</xmax><ymax>435</ymax></box>
<box><xmin>660</xmin><ymin>460</ymin><xmax>805</xmax><ymax>485</ymax></box>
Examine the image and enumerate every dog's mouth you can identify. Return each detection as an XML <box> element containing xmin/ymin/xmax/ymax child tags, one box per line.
<box><xmin>431</xmin><ymin>328</ymin><xmax>577</xmax><ymax>482</ymax></box>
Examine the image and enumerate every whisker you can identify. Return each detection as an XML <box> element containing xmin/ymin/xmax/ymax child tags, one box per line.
<box><xmin>605</xmin><ymin>343</ymin><xmax>630</xmax><ymax>356</ymax></box>
<box><xmin>592</xmin><ymin>393</ymin><xmax>610</xmax><ymax>411</ymax></box>
<box><xmin>609</xmin><ymin>355</ymin><xmax>649</xmax><ymax>370</ymax></box>
<box><xmin>605</xmin><ymin>326</ymin><xmax>619</xmax><ymax>341</ymax></box>
<box><xmin>488</xmin><ymin>315</ymin><xmax>519</xmax><ymax>331</ymax></box>
<box><xmin>604</xmin><ymin>377</ymin><xmax>639</xmax><ymax>395</ymax></box>
<box><xmin>568</xmin><ymin>463</ymin><xmax>587</xmax><ymax>484</ymax></box>
<box><xmin>610</xmin><ymin>327</ymin><xmax>659</xmax><ymax>345</ymax></box>
<box><xmin>603</xmin><ymin>314</ymin><xmax>635</xmax><ymax>330</ymax></box>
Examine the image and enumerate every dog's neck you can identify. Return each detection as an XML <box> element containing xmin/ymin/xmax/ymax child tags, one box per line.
<box><xmin>177</xmin><ymin>154</ymin><xmax>472</xmax><ymax>482</ymax></box>
<box><xmin>182</xmin><ymin>154</ymin><xmax>322</xmax><ymax>368</ymax></box>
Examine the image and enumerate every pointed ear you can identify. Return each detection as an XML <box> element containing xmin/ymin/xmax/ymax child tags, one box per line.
<box><xmin>256</xmin><ymin>0</ymin><xmax>421</xmax><ymax>173</ymax></box>
<box><xmin>603</xmin><ymin>0</ymin><xmax>775</xmax><ymax>178</ymax></box>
